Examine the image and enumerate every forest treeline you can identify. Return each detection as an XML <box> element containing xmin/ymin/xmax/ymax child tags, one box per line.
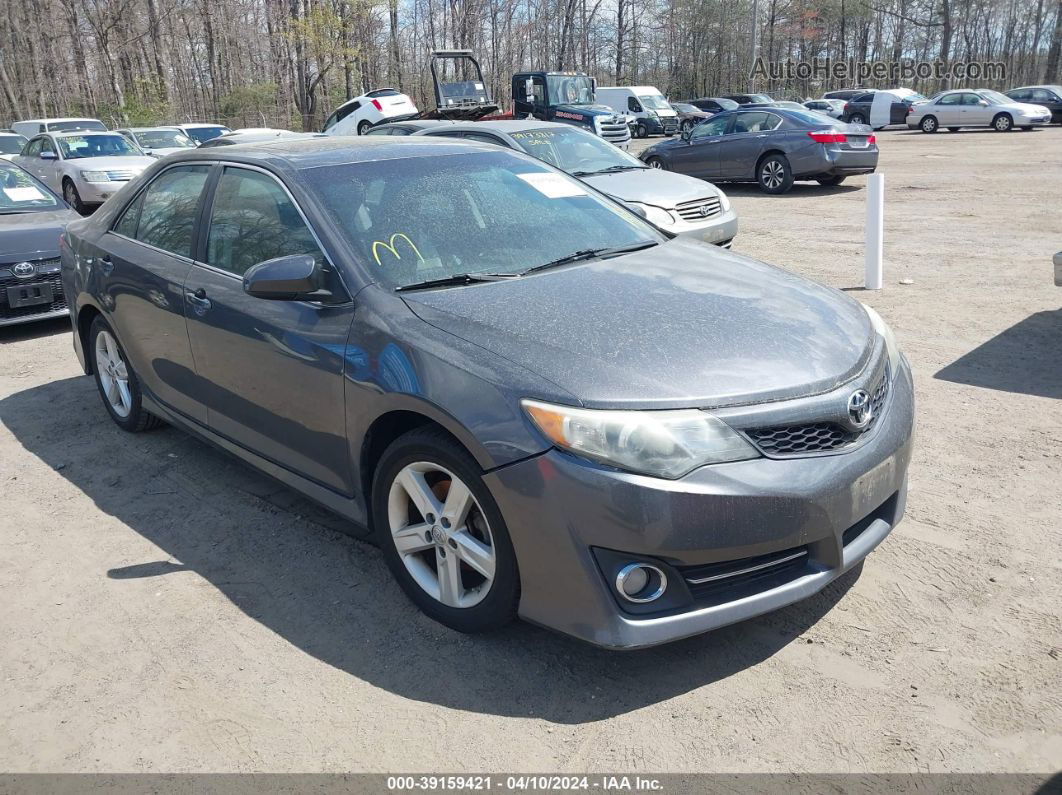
<box><xmin>1</xmin><ymin>0</ymin><xmax>1060</xmax><ymax>130</ymax></box>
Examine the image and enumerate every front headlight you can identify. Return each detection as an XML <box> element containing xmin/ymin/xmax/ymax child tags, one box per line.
<box><xmin>627</xmin><ymin>202</ymin><xmax>675</xmax><ymax>227</ymax></box>
<box><xmin>716</xmin><ymin>188</ymin><xmax>731</xmax><ymax>212</ymax></box>
<box><xmin>522</xmin><ymin>400</ymin><xmax>759</xmax><ymax>479</ymax></box>
<box><xmin>863</xmin><ymin>305</ymin><xmax>901</xmax><ymax>375</ymax></box>
<box><xmin>80</xmin><ymin>171</ymin><xmax>111</xmax><ymax>183</ymax></box>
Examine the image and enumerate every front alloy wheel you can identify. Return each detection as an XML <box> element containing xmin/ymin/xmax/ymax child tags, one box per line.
<box><xmin>388</xmin><ymin>462</ymin><xmax>496</xmax><ymax>609</ymax></box>
<box><xmin>63</xmin><ymin>180</ymin><xmax>85</xmax><ymax>214</ymax></box>
<box><xmin>993</xmin><ymin>114</ymin><xmax>1013</xmax><ymax>132</ymax></box>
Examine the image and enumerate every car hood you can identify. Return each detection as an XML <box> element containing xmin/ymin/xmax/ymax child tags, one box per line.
<box><xmin>0</xmin><ymin>208</ymin><xmax>78</xmax><ymax>262</ymax></box>
<box><xmin>580</xmin><ymin>168</ymin><xmax>719</xmax><ymax>207</ymax></box>
<box><xmin>402</xmin><ymin>239</ymin><xmax>874</xmax><ymax>409</ymax></box>
<box><xmin>145</xmin><ymin>147</ymin><xmax>194</xmax><ymax>157</ymax></box>
<box><xmin>66</xmin><ymin>156</ymin><xmax>155</xmax><ymax>171</ymax></box>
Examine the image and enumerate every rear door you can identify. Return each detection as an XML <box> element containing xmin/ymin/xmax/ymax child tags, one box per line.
<box><xmin>182</xmin><ymin>164</ymin><xmax>356</xmax><ymax>494</ymax></box>
<box><xmin>669</xmin><ymin>113</ymin><xmax>729</xmax><ymax>177</ymax></box>
<box><xmin>94</xmin><ymin>164</ymin><xmax>213</xmax><ymax>423</ymax></box>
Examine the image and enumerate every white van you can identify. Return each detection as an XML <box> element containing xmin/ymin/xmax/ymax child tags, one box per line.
<box><xmin>594</xmin><ymin>87</ymin><xmax>678</xmax><ymax>138</ymax></box>
<box><xmin>10</xmin><ymin>118</ymin><xmax>107</xmax><ymax>138</ymax></box>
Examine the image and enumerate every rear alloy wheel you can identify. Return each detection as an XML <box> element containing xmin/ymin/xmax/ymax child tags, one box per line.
<box><xmin>992</xmin><ymin>113</ymin><xmax>1013</xmax><ymax>132</ymax></box>
<box><xmin>357</xmin><ymin>120</ymin><xmax>373</xmax><ymax>135</ymax></box>
<box><xmin>681</xmin><ymin>120</ymin><xmax>693</xmax><ymax>134</ymax></box>
<box><xmin>849</xmin><ymin>113</ymin><xmax>866</xmax><ymax>125</ymax></box>
<box><xmin>758</xmin><ymin>154</ymin><xmax>794</xmax><ymax>194</ymax></box>
<box><xmin>90</xmin><ymin>317</ymin><xmax>163</xmax><ymax>432</ymax></box>
<box><xmin>646</xmin><ymin>157</ymin><xmax>667</xmax><ymax>170</ymax></box>
<box><xmin>63</xmin><ymin>179</ymin><xmax>85</xmax><ymax>214</ymax></box>
<box><xmin>816</xmin><ymin>175</ymin><xmax>846</xmax><ymax>186</ymax></box>
<box><xmin>373</xmin><ymin>428</ymin><xmax>519</xmax><ymax>633</ymax></box>
<box><xmin>920</xmin><ymin>115</ymin><xmax>939</xmax><ymax>133</ymax></box>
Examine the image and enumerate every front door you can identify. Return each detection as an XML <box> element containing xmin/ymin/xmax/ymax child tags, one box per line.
<box><xmin>183</xmin><ymin>165</ymin><xmax>355</xmax><ymax>495</ymax></box>
<box><xmin>960</xmin><ymin>92</ymin><xmax>992</xmax><ymax>125</ymax></box>
<box><xmin>670</xmin><ymin>114</ymin><xmax>729</xmax><ymax>177</ymax></box>
<box><xmin>718</xmin><ymin>111</ymin><xmax>777</xmax><ymax>179</ymax></box>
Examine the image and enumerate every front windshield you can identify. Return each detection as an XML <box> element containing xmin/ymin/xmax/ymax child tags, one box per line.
<box><xmin>309</xmin><ymin>150</ymin><xmax>662</xmax><ymax>289</ymax></box>
<box><xmin>639</xmin><ymin>94</ymin><xmax>671</xmax><ymax>111</ymax></box>
<box><xmin>510</xmin><ymin>127</ymin><xmax>645</xmax><ymax>174</ymax></box>
<box><xmin>546</xmin><ymin>75</ymin><xmax>595</xmax><ymax>106</ymax></box>
<box><xmin>57</xmin><ymin>134</ymin><xmax>142</xmax><ymax>159</ymax></box>
<box><xmin>0</xmin><ymin>136</ymin><xmax>27</xmax><ymax>154</ymax></box>
<box><xmin>0</xmin><ymin>164</ymin><xmax>60</xmax><ymax>212</ymax></box>
<box><xmin>185</xmin><ymin>126</ymin><xmax>229</xmax><ymax>143</ymax></box>
<box><xmin>49</xmin><ymin>120</ymin><xmax>107</xmax><ymax>133</ymax></box>
<box><xmin>978</xmin><ymin>90</ymin><xmax>1011</xmax><ymax>105</ymax></box>
<box><xmin>672</xmin><ymin>103</ymin><xmax>697</xmax><ymax>113</ymax></box>
<box><xmin>134</xmin><ymin>129</ymin><xmax>195</xmax><ymax>149</ymax></box>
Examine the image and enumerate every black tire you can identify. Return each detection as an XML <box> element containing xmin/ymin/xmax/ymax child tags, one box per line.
<box><xmin>89</xmin><ymin>316</ymin><xmax>163</xmax><ymax>433</ymax></box>
<box><xmin>635</xmin><ymin>121</ymin><xmax>649</xmax><ymax>139</ymax></box>
<box><xmin>357</xmin><ymin>120</ymin><xmax>373</xmax><ymax>135</ymax></box>
<box><xmin>849</xmin><ymin>113</ymin><xmax>866</xmax><ymax>125</ymax></box>
<box><xmin>947</xmin><ymin>127</ymin><xmax>960</xmax><ymax>132</ymax></box>
<box><xmin>63</xmin><ymin>178</ymin><xmax>85</xmax><ymax>214</ymax></box>
<box><xmin>816</xmin><ymin>175</ymin><xmax>846</xmax><ymax>186</ymax></box>
<box><xmin>645</xmin><ymin>156</ymin><xmax>668</xmax><ymax>170</ymax></box>
<box><xmin>920</xmin><ymin>115</ymin><xmax>939</xmax><ymax>134</ymax></box>
<box><xmin>757</xmin><ymin>153</ymin><xmax>794</xmax><ymax>194</ymax></box>
<box><xmin>992</xmin><ymin>113</ymin><xmax>1013</xmax><ymax>132</ymax></box>
<box><xmin>372</xmin><ymin>426</ymin><xmax>519</xmax><ymax>634</ymax></box>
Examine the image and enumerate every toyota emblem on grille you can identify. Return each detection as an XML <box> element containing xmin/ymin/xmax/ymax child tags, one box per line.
<box><xmin>12</xmin><ymin>261</ymin><xmax>36</xmax><ymax>279</ymax></box>
<box><xmin>699</xmin><ymin>205</ymin><xmax>710</xmax><ymax>217</ymax></box>
<box><xmin>847</xmin><ymin>389</ymin><xmax>873</xmax><ymax>429</ymax></box>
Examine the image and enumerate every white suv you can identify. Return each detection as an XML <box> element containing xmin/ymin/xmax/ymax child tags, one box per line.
<box><xmin>323</xmin><ymin>90</ymin><xmax>419</xmax><ymax>136</ymax></box>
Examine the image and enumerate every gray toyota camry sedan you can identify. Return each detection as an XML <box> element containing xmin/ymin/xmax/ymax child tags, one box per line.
<box><xmin>61</xmin><ymin>137</ymin><xmax>914</xmax><ymax>649</ymax></box>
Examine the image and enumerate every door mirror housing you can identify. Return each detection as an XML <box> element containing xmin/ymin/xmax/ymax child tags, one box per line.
<box><xmin>40</xmin><ymin>151</ymin><xmax>57</xmax><ymax>160</ymax></box>
<box><xmin>243</xmin><ymin>254</ymin><xmax>328</xmax><ymax>301</ymax></box>
<box><xmin>978</xmin><ymin>99</ymin><xmax>989</xmax><ymax>106</ymax></box>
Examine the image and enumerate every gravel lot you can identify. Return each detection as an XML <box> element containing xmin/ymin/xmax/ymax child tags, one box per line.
<box><xmin>1</xmin><ymin>126</ymin><xmax>1059</xmax><ymax>774</ymax></box>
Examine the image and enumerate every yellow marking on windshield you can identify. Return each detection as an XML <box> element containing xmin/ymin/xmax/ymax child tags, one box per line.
<box><xmin>372</xmin><ymin>233</ymin><xmax>425</xmax><ymax>266</ymax></box>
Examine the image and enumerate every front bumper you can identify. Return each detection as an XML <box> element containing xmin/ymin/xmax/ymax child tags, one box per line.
<box><xmin>77</xmin><ymin>179</ymin><xmax>130</xmax><ymax>204</ymax></box>
<box><xmin>486</xmin><ymin>357</ymin><xmax>914</xmax><ymax>649</ymax></box>
<box><xmin>669</xmin><ymin>206</ymin><xmax>739</xmax><ymax>246</ymax></box>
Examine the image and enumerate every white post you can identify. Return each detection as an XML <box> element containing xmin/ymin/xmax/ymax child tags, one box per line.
<box><xmin>864</xmin><ymin>173</ymin><xmax>884</xmax><ymax>290</ymax></box>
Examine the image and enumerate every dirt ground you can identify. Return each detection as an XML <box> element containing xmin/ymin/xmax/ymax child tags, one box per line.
<box><xmin>1</xmin><ymin>126</ymin><xmax>1059</xmax><ymax>775</ymax></box>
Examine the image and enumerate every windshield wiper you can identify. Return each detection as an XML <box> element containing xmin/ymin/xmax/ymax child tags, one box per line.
<box><xmin>571</xmin><ymin>164</ymin><xmax>648</xmax><ymax>177</ymax></box>
<box><xmin>519</xmin><ymin>241</ymin><xmax>659</xmax><ymax>276</ymax></box>
<box><xmin>394</xmin><ymin>272</ymin><xmax>521</xmax><ymax>292</ymax></box>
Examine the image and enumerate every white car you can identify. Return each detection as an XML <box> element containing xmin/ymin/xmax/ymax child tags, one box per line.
<box><xmin>10</xmin><ymin>117</ymin><xmax>107</xmax><ymax>138</ymax></box>
<box><xmin>13</xmin><ymin>132</ymin><xmax>155</xmax><ymax>213</ymax></box>
<box><xmin>116</xmin><ymin>127</ymin><xmax>197</xmax><ymax>158</ymax></box>
<box><xmin>323</xmin><ymin>89</ymin><xmax>419</xmax><ymax>136</ymax></box>
<box><xmin>170</xmin><ymin>123</ymin><xmax>232</xmax><ymax>146</ymax></box>
<box><xmin>0</xmin><ymin>131</ymin><xmax>28</xmax><ymax>160</ymax></box>
<box><xmin>907</xmin><ymin>89</ymin><xmax>1052</xmax><ymax>132</ymax></box>
<box><xmin>803</xmin><ymin>99</ymin><xmax>846</xmax><ymax>118</ymax></box>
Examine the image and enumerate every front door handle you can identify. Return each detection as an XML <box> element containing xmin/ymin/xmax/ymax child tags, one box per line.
<box><xmin>186</xmin><ymin>288</ymin><xmax>211</xmax><ymax>315</ymax></box>
<box><xmin>99</xmin><ymin>256</ymin><xmax>114</xmax><ymax>276</ymax></box>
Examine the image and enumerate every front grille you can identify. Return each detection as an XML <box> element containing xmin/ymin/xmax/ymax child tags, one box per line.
<box><xmin>679</xmin><ymin>545</ymin><xmax>811</xmax><ymax>605</ymax></box>
<box><xmin>745</xmin><ymin>363</ymin><xmax>891</xmax><ymax>456</ymax></box>
<box><xmin>105</xmin><ymin>170</ymin><xmax>136</xmax><ymax>181</ymax></box>
<box><xmin>661</xmin><ymin>116</ymin><xmax>679</xmax><ymax>134</ymax></box>
<box><xmin>0</xmin><ymin>272</ymin><xmax>67</xmax><ymax>320</ymax></box>
<box><xmin>675</xmin><ymin>195</ymin><xmax>722</xmax><ymax>221</ymax></box>
<box><xmin>596</xmin><ymin>118</ymin><xmax>631</xmax><ymax>144</ymax></box>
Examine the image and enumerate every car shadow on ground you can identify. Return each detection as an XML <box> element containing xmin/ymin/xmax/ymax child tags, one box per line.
<box><xmin>0</xmin><ymin>316</ymin><xmax>71</xmax><ymax>345</ymax></box>
<box><xmin>1</xmin><ymin>375</ymin><xmax>864</xmax><ymax>724</ymax></box>
<box><xmin>934</xmin><ymin>308</ymin><xmax>1062</xmax><ymax>399</ymax></box>
<box><xmin>721</xmin><ymin>183</ymin><xmax>862</xmax><ymax>198</ymax></box>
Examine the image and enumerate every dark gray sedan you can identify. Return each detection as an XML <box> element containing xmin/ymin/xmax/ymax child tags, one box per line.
<box><xmin>61</xmin><ymin>137</ymin><xmax>913</xmax><ymax>649</ymax></box>
<box><xmin>640</xmin><ymin>107</ymin><xmax>878</xmax><ymax>194</ymax></box>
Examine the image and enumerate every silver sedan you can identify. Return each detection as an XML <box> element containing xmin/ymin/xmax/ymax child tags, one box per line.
<box><xmin>907</xmin><ymin>89</ymin><xmax>1052</xmax><ymax>133</ymax></box>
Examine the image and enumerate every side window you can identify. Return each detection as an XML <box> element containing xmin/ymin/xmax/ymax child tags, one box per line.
<box><xmin>134</xmin><ymin>165</ymin><xmax>211</xmax><ymax>258</ymax></box>
<box><xmin>113</xmin><ymin>192</ymin><xmax>144</xmax><ymax>237</ymax></box>
<box><xmin>24</xmin><ymin>138</ymin><xmax>41</xmax><ymax>157</ymax></box>
<box><xmin>732</xmin><ymin>112</ymin><xmax>768</xmax><ymax>133</ymax></box>
<box><xmin>692</xmin><ymin>115</ymin><xmax>729</xmax><ymax>138</ymax></box>
<box><xmin>627</xmin><ymin>96</ymin><xmax>642</xmax><ymax>112</ymax></box>
<box><xmin>761</xmin><ymin>113</ymin><xmax>783</xmax><ymax>130</ymax></box>
<box><xmin>462</xmin><ymin>132</ymin><xmax>506</xmax><ymax>146</ymax></box>
<box><xmin>426</xmin><ymin>130</ymin><xmax>465</xmax><ymax>138</ymax></box>
<box><xmin>961</xmin><ymin>93</ymin><xmax>983</xmax><ymax>105</ymax></box>
<box><xmin>1032</xmin><ymin>89</ymin><xmax>1057</xmax><ymax>102</ymax></box>
<box><xmin>207</xmin><ymin>167</ymin><xmax>324</xmax><ymax>276</ymax></box>
<box><xmin>40</xmin><ymin>137</ymin><xmax>56</xmax><ymax>156</ymax></box>
<box><xmin>938</xmin><ymin>93</ymin><xmax>962</xmax><ymax>105</ymax></box>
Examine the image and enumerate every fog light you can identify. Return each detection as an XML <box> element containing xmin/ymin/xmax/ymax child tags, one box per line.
<box><xmin>615</xmin><ymin>563</ymin><xmax>667</xmax><ymax>603</ymax></box>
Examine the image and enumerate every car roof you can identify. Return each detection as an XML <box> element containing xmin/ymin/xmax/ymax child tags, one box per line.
<box><xmin>48</xmin><ymin>130</ymin><xmax>124</xmax><ymax>138</ymax></box>
<box><xmin>373</xmin><ymin>119</ymin><xmax>455</xmax><ymax>130</ymax></box>
<box><xmin>165</xmin><ymin>136</ymin><xmax>500</xmax><ymax>169</ymax></box>
<box><xmin>1009</xmin><ymin>84</ymin><xmax>1062</xmax><ymax>91</ymax></box>
<box><xmin>431</xmin><ymin>120</ymin><xmax>571</xmax><ymax>134</ymax></box>
<box><xmin>18</xmin><ymin>117</ymin><xmax>102</xmax><ymax>124</ymax></box>
<box><xmin>177</xmin><ymin>123</ymin><xmax>229</xmax><ymax>129</ymax></box>
<box><xmin>123</xmin><ymin>126</ymin><xmax>181</xmax><ymax>132</ymax></box>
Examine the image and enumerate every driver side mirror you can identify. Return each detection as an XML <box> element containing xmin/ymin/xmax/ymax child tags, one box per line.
<box><xmin>243</xmin><ymin>254</ymin><xmax>328</xmax><ymax>301</ymax></box>
<box><xmin>978</xmin><ymin>99</ymin><xmax>989</xmax><ymax>106</ymax></box>
<box><xmin>40</xmin><ymin>151</ymin><xmax>57</xmax><ymax>160</ymax></box>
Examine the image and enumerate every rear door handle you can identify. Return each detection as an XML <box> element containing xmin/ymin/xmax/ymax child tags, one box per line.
<box><xmin>186</xmin><ymin>287</ymin><xmax>211</xmax><ymax>315</ymax></box>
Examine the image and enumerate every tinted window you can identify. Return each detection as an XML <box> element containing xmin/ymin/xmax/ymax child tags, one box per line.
<box><xmin>133</xmin><ymin>165</ymin><xmax>211</xmax><ymax>257</ymax></box>
<box><xmin>365</xmin><ymin>127</ymin><xmax>394</xmax><ymax>136</ymax></box>
<box><xmin>0</xmin><ymin>163</ymin><xmax>61</xmax><ymax>212</ymax></box>
<box><xmin>732</xmin><ymin>112</ymin><xmax>769</xmax><ymax>133</ymax></box>
<box><xmin>853</xmin><ymin>93</ymin><xmax>875</xmax><ymax>103</ymax></box>
<box><xmin>462</xmin><ymin>132</ymin><xmax>507</xmax><ymax>146</ymax></box>
<box><xmin>23</xmin><ymin>138</ymin><xmax>41</xmax><ymax>157</ymax></box>
<box><xmin>184</xmin><ymin>126</ymin><xmax>229</xmax><ymax>144</ymax></box>
<box><xmin>207</xmin><ymin>167</ymin><xmax>324</xmax><ymax>276</ymax></box>
<box><xmin>0</xmin><ymin>135</ymin><xmax>28</xmax><ymax>154</ymax></box>
<box><xmin>113</xmin><ymin>192</ymin><xmax>143</xmax><ymax>237</ymax></box>
<box><xmin>1031</xmin><ymin>89</ymin><xmax>1058</xmax><ymax>101</ymax></box>
<box><xmin>627</xmin><ymin>97</ymin><xmax>642</xmax><ymax>112</ymax></box>
<box><xmin>308</xmin><ymin>150</ymin><xmax>662</xmax><ymax>289</ymax></box>
<box><xmin>692</xmin><ymin>115</ymin><xmax>729</xmax><ymax>137</ymax></box>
